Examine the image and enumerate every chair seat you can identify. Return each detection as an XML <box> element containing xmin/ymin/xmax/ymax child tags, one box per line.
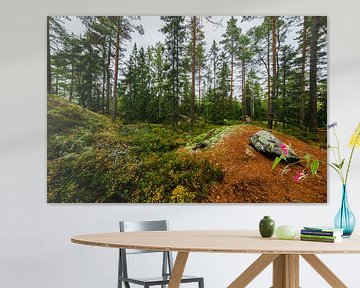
<box><xmin>119</xmin><ymin>274</ymin><xmax>203</xmax><ymax>286</ymax></box>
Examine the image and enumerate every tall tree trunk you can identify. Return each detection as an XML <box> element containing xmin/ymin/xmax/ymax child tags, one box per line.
<box><xmin>190</xmin><ymin>16</ymin><xmax>196</xmax><ymax>132</ymax></box>
<box><xmin>251</xmin><ymin>85</ymin><xmax>254</xmax><ymax>117</ymax></box>
<box><xmin>309</xmin><ymin>16</ymin><xmax>319</xmax><ymax>133</ymax></box>
<box><xmin>101</xmin><ymin>42</ymin><xmax>106</xmax><ymax>113</ymax></box>
<box><xmin>282</xmin><ymin>47</ymin><xmax>286</xmax><ymax>128</ymax></box>
<box><xmin>47</xmin><ymin>17</ymin><xmax>52</xmax><ymax>94</ymax></box>
<box><xmin>175</xmin><ymin>29</ymin><xmax>179</xmax><ymax>130</ymax></box>
<box><xmin>158</xmin><ymin>65</ymin><xmax>161</xmax><ymax>121</ymax></box>
<box><xmin>268</xmin><ymin>16</ymin><xmax>277</xmax><ymax>129</ymax></box>
<box><xmin>213</xmin><ymin>54</ymin><xmax>216</xmax><ymax>89</ymax></box>
<box><xmin>299</xmin><ymin>16</ymin><xmax>308</xmax><ymax>128</ymax></box>
<box><xmin>230</xmin><ymin>40</ymin><xmax>234</xmax><ymax>101</ymax></box>
<box><xmin>106</xmin><ymin>35</ymin><xmax>112</xmax><ymax>114</ymax></box>
<box><xmin>171</xmin><ymin>28</ymin><xmax>176</xmax><ymax>129</ymax></box>
<box><xmin>265</xmin><ymin>24</ymin><xmax>271</xmax><ymax>128</ymax></box>
<box><xmin>55</xmin><ymin>70</ymin><xmax>59</xmax><ymax>95</ymax></box>
<box><xmin>198</xmin><ymin>61</ymin><xmax>201</xmax><ymax>108</ymax></box>
<box><xmin>241</xmin><ymin>59</ymin><xmax>246</xmax><ymax>119</ymax></box>
<box><xmin>69</xmin><ymin>63</ymin><xmax>74</xmax><ymax>102</ymax></box>
<box><xmin>276</xmin><ymin>24</ymin><xmax>281</xmax><ymax>98</ymax></box>
<box><xmin>112</xmin><ymin>17</ymin><xmax>121</xmax><ymax>121</ymax></box>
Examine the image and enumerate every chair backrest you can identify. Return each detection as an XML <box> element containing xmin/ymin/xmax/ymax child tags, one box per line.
<box><xmin>119</xmin><ymin>220</ymin><xmax>169</xmax><ymax>254</ymax></box>
<box><xmin>118</xmin><ymin>220</ymin><xmax>174</xmax><ymax>282</ymax></box>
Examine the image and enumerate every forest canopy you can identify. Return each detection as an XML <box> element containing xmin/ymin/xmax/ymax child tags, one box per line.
<box><xmin>48</xmin><ymin>16</ymin><xmax>327</xmax><ymax>132</ymax></box>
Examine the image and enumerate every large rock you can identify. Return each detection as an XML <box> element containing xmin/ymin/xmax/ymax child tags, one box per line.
<box><xmin>250</xmin><ymin>130</ymin><xmax>299</xmax><ymax>162</ymax></box>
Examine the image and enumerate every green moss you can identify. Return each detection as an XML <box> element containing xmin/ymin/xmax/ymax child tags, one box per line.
<box><xmin>47</xmin><ymin>95</ymin><xmax>223</xmax><ymax>203</ymax></box>
<box><xmin>186</xmin><ymin>125</ymin><xmax>241</xmax><ymax>150</ymax></box>
<box><xmin>47</xmin><ymin>94</ymin><xmax>110</xmax><ymax>135</ymax></box>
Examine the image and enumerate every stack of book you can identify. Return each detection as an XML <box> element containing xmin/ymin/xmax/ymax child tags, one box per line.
<box><xmin>300</xmin><ymin>226</ymin><xmax>344</xmax><ymax>243</ymax></box>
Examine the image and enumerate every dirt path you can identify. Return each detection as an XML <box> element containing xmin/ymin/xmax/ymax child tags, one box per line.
<box><xmin>199</xmin><ymin>125</ymin><xmax>327</xmax><ymax>203</ymax></box>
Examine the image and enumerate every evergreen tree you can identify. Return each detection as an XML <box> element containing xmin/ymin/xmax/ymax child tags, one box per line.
<box><xmin>220</xmin><ymin>16</ymin><xmax>241</xmax><ymax>101</ymax></box>
<box><xmin>208</xmin><ymin>40</ymin><xmax>220</xmax><ymax>90</ymax></box>
<box><xmin>237</xmin><ymin>33</ymin><xmax>253</xmax><ymax>119</ymax></box>
<box><xmin>309</xmin><ymin>16</ymin><xmax>320</xmax><ymax>133</ymax></box>
<box><xmin>160</xmin><ymin>16</ymin><xmax>186</xmax><ymax>128</ymax></box>
<box><xmin>107</xmin><ymin>16</ymin><xmax>144</xmax><ymax>121</ymax></box>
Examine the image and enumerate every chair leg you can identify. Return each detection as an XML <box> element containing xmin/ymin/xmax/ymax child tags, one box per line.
<box><xmin>199</xmin><ymin>278</ymin><xmax>204</xmax><ymax>288</ymax></box>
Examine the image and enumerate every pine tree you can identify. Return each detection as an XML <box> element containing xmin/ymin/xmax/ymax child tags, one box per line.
<box><xmin>220</xmin><ymin>16</ymin><xmax>240</xmax><ymax>101</ymax></box>
<box><xmin>208</xmin><ymin>40</ymin><xmax>220</xmax><ymax>90</ymax></box>
<box><xmin>237</xmin><ymin>33</ymin><xmax>253</xmax><ymax>119</ymax></box>
<box><xmin>248</xmin><ymin>18</ymin><xmax>272</xmax><ymax>124</ymax></box>
<box><xmin>160</xmin><ymin>16</ymin><xmax>186</xmax><ymax>129</ymax></box>
<box><xmin>153</xmin><ymin>42</ymin><xmax>166</xmax><ymax>122</ymax></box>
<box><xmin>214</xmin><ymin>52</ymin><xmax>230</xmax><ymax>124</ymax></box>
<box><xmin>47</xmin><ymin>16</ymin><xmax>68</xmax><ymax>94</ymax></box>
<box><xmin>299</xmin><ymin>16</ymin><xmax>308</xmax><ymax>128</ymax></box>
<box><xmin>268</xmin><ymin>16</ymin><xmax>277</xmax><ymax>129</ymax></box>
<box><xmin>309</xmin><ymin>16</ymin><xmax>320</xmax><ymax>133</ymax></box>
<box><xmin>108</xmin><ymin>16</ymin><xmax>144</xmax><ymax>121</ymax></box>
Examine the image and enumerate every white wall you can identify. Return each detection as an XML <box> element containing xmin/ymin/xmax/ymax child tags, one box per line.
<box><xmin>1</xmin><ymin>0</ymin><xmax>360</xmax><ymax>287</ymax></box>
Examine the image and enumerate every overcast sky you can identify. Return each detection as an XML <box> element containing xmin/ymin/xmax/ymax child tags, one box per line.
<box><xmin>65</xmin><ymin>16</ymin><xmax>266</xmax><ymax>59</ymax></box>
<box><xmin>64</xmin><ymin>16</ymin><xmax>301</xmax><ymax>98</ymax></box>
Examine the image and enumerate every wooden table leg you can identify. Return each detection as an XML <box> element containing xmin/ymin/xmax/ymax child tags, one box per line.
<box><xmin>272</xmin><ymin>254</ymin><xmax>299</xmax><ymax>288</ymax></box>
<box><xmin>168</xmin><ymin>252</ymin><xmax>189</xmax><ymax>288</ymax></box>
<box><xmin>228</xmin><ymin>254</ymin><xmax>279</xmax><ymax>288</ymax></box>
<box><xmin>301</xmin><ymin>254</ymin><xmax>347</xmax><ymax>288</ymax></box>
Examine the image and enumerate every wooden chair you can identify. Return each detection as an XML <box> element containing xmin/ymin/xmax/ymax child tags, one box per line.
<box><xmin>118</xmin><ymin>220</ymin><xmax>204</xmax><ymax>288</ymax></box>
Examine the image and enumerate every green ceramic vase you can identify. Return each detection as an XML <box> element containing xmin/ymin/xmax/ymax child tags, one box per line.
<box><xmin>259</xmin><ymin>216</ymin><xmax>275</xmax><ymax>237</ymax></box>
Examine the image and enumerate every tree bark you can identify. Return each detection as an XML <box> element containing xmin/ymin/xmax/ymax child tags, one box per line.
<box><xmin>157</xmin><ymin>61</ymin><xmax>162</xmax><ymax>121</ymax></box>
<box><xmin>112</xmin><ymin>17</ymin><xmax>121</xmax><ymax>121</ymax></box>
<box><xmin>230</xmin><ymin>39</ymin><xmax>234</xmax><ymax>101</ymax></box>
<box><xmin>213</xmin><ymin>53</ymin><xmax>216</xmax><ymax>89</ymax></box>
<box><xmin>282</xmin><ymin>47</ymin><xmax>286</xmax><ymax>128</ymax></box>
<box><xmin>190</xmin><ymin>16</ymin><xmax>196</xmax><ymax>132</ymax></box>
<box><xmin>242</xmin><ymin>59</ymin><xmax>246</xmax><ymax>119</ymax></box>
<box><xmin>101</xmin><ymin>42</ymin><xmax>106</xmax><ymax>113</ymax></box>
<box><xmin>299</xmin><ymin>16</ymin><xmax>307</xmax><ymax>128</ymax></box>
<box><xmin>309</xmin><ymin>16</ymin><xmax>319</xmax><ymax>133</ymax></box>
<box><xmin>174</xmin><ymin>23</ymin><xmax>179</xmax><ymax>129</ymax></box>
<box><xmin>268</xmin><ymin>17</ymin><xmax>277</xmax><ymax>129</ymax></box>
<box><xmin>106</xmin><ymin>35</ymin><xmax>111</xmax><ymax>114</ymax></box>
<box><xmin>69</xmin><ymin>62</ymin><xmax>74</xmax><ymax>102</ymax></box>
<box><xmin>47</xmin><ymin>17</ymin><xmax>52</xmax><ymax>94</ymax></box>
<box><xmin>55</xmin><ymin>70</ymin><xmax>59</xmax><ymax>95</ymax></box>
<box><xmin>171</xmin><ymin>25</ymin><xmax>176</xmax><ymax>129</ymax></box>
<box><xmin>198</xmin><ymin>60</ymin><xmax>201</xmax><ymax>111</ymax></box>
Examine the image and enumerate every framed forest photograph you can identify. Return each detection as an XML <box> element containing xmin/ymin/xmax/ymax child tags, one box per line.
<box><xmin>47</xmin><ymin>16</ymin><xmax>327</xmax><ymax>203</ymax></box>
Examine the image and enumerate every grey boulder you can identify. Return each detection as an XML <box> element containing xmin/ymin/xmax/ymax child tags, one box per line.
<box><xmin>250</xmin><ymin>130</ymin><xmax>299</xmax><ymax>162</ymax></box>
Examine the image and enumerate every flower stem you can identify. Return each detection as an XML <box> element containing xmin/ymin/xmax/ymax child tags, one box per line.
<box><xmin>345</xmin><ymin>145</ymin><xmax>356</xmax><ymax>186</ymax></box>
<box><xmin>326</xmin><ymin>162</ymin><xmax>344</xmax><ymax>181</ymax></box>
<box><xmin>344</xmin><ymin>130</ymin><xmax>360</xmax><ymax>185</ymax></box>
<box><xmin>333</xmin><ymin>128</ymin><xmax>345</xmax><ymax>184</ymax></box>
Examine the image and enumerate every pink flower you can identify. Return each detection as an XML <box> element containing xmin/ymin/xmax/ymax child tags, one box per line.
<box><xmin>280</xmin><ymin>143</ymin><xmax>289</xmax><ymax>155</ymax></box>
<box><xmin>293</xmin><ymin>170</ymin><xmax>306</xmax><ymax>183</ymax></box>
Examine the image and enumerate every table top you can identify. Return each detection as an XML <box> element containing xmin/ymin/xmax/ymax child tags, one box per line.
<box><xmin>71</xmin><ymin>230</ymin><xmax>360</xmax><ymax>254</ymax></box>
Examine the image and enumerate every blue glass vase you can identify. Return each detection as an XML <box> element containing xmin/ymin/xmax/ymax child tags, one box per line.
<box><xmin>334</xmin><ymin>185</ymin><xmax>356</xmax><ymax>237</ymax></box>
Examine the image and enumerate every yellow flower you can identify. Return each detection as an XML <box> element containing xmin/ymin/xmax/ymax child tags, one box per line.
<box><xmin>349</xmin><ymin>122</ymin><xmax>360</xmax><ymax>147</ymax></box>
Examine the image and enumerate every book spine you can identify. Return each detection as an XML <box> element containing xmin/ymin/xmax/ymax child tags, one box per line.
<box><xmin>300</xmin><ymin>234</ymin><xmax>337</xmax><ymax>240</ymax></box>
<box><xmin>300</xmin><ymin>237</ymin><xmax>337</xmax><ymax>243</ymax></box>
<box><xmin>301</xmin><ymin>230</ymin><xmax>340</xmax><ymax>236</ymax></box>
